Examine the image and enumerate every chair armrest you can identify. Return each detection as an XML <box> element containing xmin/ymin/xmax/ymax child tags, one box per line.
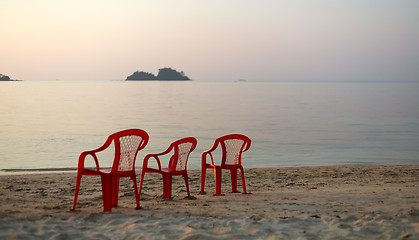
<box><xmin>154</xmin><ymin>144</ymin><xmax>174</xmax><ymax>156</ymax></box>
<box><xmin>202</xmin><ymin>151</ymin><xmax>215</xmax><ymax>165</ymax></box>
<box><xmin>202</xmin><ymin>140</ymin><xmax>219</xmax><ymax>165</ymax></box>
<box><xmin>143</xmin><ymin>154</ymin><xmax>162</xmax><ymax>170</ymax></box>
<box><xmin>243</xmin><ymin>140</ymin><xmax>251</xmax><ymax>152</ymax></box>
<box><xmin>143</xmin><ymin>144</ymin><xmax>174</xmax><ymax>170</ymax></box>
<box><xmin>77</xmin><ymin>137</ymin><xmax>113</xmax><ymax>171</ymax></box>
<box><xmin>78</xmin><ymin>151</ymin><xmax>100</xmax><ymax>171</ymax></box>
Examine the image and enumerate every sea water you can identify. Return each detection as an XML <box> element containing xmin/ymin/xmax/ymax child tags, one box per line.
<box><xmin>1</xmin><ymin>80</ymin><xmax>418</xmax><ymax>172</ymax></box>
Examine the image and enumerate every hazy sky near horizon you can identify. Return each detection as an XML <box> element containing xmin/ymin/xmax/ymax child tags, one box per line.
<box><xmin>1</xmin><ymin>0</ymin><xmax>419</xmax><ymax>81</ymax></box>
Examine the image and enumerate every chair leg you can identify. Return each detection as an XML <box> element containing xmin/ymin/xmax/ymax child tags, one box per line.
<box><xmin>214</xmin><ymin>166</ymin><xmax>222</xmax><ymax>195</ymax></box>
<box><xmin>230</xmin><ymin>169</ymin><xmax>238</xmax><ymax>193</ymax></box>
<box><xmin>162</xmin><ymin>173</ymin><xmax>172</xmax><ymax>199</ymax></box>
<box><xmin>131</xmin><ymin>175</ymin><xmax>141</xmax><ymax>210</ymax></box>
<box><xmin>239</xmin><ymin>167</ymin><xmax>247</xmax><ymax>194</ymax></box>
<box><xmin>71</xmin><ymin>171</ymin><xmax>82</xmax><ymax>211</ymax></box>
<box><xmin>183</xmin><ymin>173</ymin><xmax>191</xmax><ymax>198</ymax></box>
<box><xmin>200</xmin><ymin>166</ymin><xmax>206</xmax><ymax>194</ymax></box>
<box><xmin>111</xmin><ymin>177</ymin><xmax>120</xmax><ymax>207</ymax></box>
<box><xmin>138</xmin><ymin>168</ymin><xmax>146</xmax><ymax>197</ymax></box>
<box><xmin>101</xmin><ymin>175</ymin><xmax>113</xmax><ymax>212</ymax></box>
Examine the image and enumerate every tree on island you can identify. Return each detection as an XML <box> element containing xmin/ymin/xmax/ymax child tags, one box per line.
<box><xmin>126</xmin><ymin>67</ymin><xmax>190</xmax><ymax>81</ymax></box>
<box><xmin>156</xmin><ymin>67</ymin><xmax>190</xmax><ymax>80</ymax></box>
<box><xmin>0</xmin><ymin>74</ymin><xmax>11</xmax><ymax>81</ymax></box>
<box><xmin>126</xmin><ymin>71</ymin><xmax>157</xmax><ymax>80</ymax></box>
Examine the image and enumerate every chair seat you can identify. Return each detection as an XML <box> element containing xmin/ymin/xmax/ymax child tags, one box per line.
<box><xmin>82</xmin><ymin>168</ymin><xmax>114</xmax><ymax>175</ymax></box>
<box><xmin>100</xmin><ymin>169</ymin><xmax>112</xmax><ymax>174</ymax></box>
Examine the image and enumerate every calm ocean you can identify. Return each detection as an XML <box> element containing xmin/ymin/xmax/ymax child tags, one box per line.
<box><xmin>1</xmin><ymin>81</ymin><xmax>418</xmax><ymax>172</ymax></box>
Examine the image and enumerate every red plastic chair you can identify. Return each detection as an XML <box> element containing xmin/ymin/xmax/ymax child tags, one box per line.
<box><xmin>200</xmin><ymin>134</ymin><xmax>251</xmax><ymax>195</ymax></box>
<box><xmin>139</xmin><ymin>137</ymin><xmax>197</xmax><ymax>199</ymax></box>
<box><xmin>72</xmin><ymin>129</ymin><xmax>149</xmax><ymax>212</ymax></box>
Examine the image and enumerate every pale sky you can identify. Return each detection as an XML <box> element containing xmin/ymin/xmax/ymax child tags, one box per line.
<box><xmin>1</xmin><ymin>0</ymin><xmax>418</xmax><ymax>81</ymax></box>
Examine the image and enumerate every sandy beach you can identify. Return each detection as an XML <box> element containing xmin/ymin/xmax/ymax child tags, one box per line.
<box><xmin>0</xmin><ymin>164</ymin><xmax>418</xmax><ymax>239</ymax></box>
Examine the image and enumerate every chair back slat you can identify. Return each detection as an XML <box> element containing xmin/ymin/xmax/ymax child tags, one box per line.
<box><xmin>174</xmin><ymin>142</ymin><xmax>194</xmax><ymax>171</ymax></box>
<box><xmin>117</xmin><ymin>135</ymin><xmax>143</xmax><ymax>171</ymax></box>
<box><xmin>223</xmin><ymin>138</ymin><xmax>245</xmax><ymax>166</ymax></box>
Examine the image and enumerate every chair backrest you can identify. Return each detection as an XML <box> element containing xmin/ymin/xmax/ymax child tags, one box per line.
<box><xmin>169</xmin><ymin>137</ymin><xmax>197</xmax><ymax>172</ymax></box>
<box><xmin>110</xmin><ymin>129</ymin><xmax>149</xmax><ymax>172</ymax></box>
<box><xmin>218</xmin><ymin>134</ymin><xmax>251</xmax><ymax>167</ymax></box>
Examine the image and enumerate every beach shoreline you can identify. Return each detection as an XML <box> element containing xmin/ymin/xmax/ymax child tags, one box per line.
<box><xmin>1</xmin><ymin>164</ymin><xmax>418</xmax><ymax>239</ymax></box>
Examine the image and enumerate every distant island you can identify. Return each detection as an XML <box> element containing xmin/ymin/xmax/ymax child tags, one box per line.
<box><xmin>126</xmin><ymin>67</ymin><xmax>191</xmax><ymax>81</ymax></box>
<box><xmin>0</xmin><ymin>74</ymin><xmax>19</xmax><ymax>81</ymax></box>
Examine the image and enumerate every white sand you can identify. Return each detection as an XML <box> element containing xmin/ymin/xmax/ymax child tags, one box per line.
<box><xmin>0</xmin><ymin>165</ymin><xmax>418</xmax><ymax>239</ymax></box>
